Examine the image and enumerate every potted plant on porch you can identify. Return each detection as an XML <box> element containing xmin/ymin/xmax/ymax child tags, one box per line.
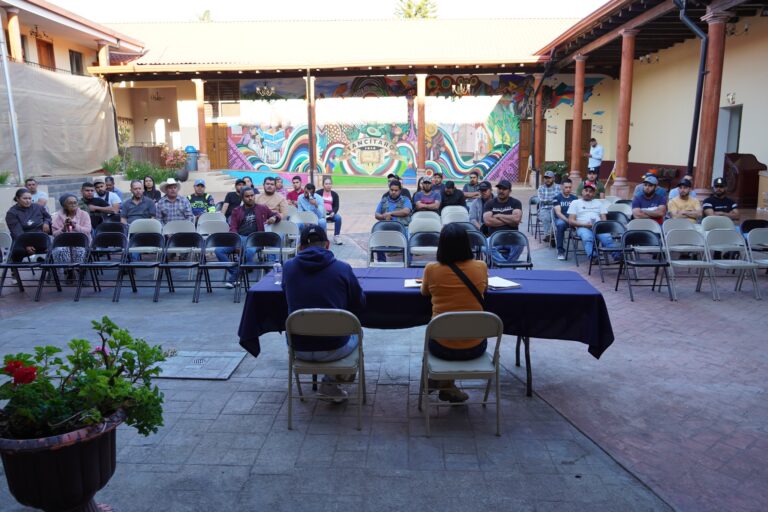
<box><xmin>0</xmin><ymin>317</ymin><xmax>165</xmax><ymax>512</ymax></box>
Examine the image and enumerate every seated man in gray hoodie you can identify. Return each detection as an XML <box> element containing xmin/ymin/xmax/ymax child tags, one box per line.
<box><xmin>282</xmin><ymin>225</ymin><xmax>366</xmax><ymax>403</ymax></box>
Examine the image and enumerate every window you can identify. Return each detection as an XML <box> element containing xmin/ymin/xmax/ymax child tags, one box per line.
<box><xmin>69</xmin><ymin>50</ymin><xmax>84</xmax><ymax>75</ymax></box>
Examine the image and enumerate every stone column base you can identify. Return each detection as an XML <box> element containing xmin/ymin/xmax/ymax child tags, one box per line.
<box><xmin>609</xmin><ymin>177</ymin><xmax>631</xmax><ymax>199</ymax></box>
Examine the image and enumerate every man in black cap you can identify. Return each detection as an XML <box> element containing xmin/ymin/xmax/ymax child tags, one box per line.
<box><xmin>413</xmin><ymin>177</ymin><xmax>441</xmax><ymax>212</ymax></box>
<box><xmin>668</xmin><ymin>179</ymin><xmax>702</xmax><ymax>223</ymax></box>
<box><xmin>702</xmin><ymin>177</ymin><xmax>739</xmax><ymax>223</ymax></box>
<box><xmin>382</xmin><ymin>173</ymin><xmax>411</xmax><ymax>200</ymax></box>
<box><xmin>439</xmin><ymin>180</ymin><xmax>466</xmax><ymax>211</ymax></box>
<box><xmin>469</xmin><ymin>181</ymin><xmax>493</xmax><ymax>231</ymax></box>
<box><xmin>282</xmin><ymin>224</ymin><xmax>366</xmax><ymax>403</ymax></box>
<box><xmin>483</xmin><ymin>180</ymin><xmax>524</xmax><ymax>264</ymax></box>
<box><xmin>631</xmin><ymin>175</ymin><xmax>667</xmax><ymax>225</ymax></box>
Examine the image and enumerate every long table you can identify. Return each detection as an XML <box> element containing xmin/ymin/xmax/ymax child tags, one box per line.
<box><xmin>238</xmin><ymin>268</ymin><xmax>615</xmax><ymax>394</ymax></box>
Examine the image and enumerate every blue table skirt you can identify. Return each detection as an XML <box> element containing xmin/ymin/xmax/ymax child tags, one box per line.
<box><xmin>238</xmin><ymin>268</ymin><xmax>614</xmax><ymax>360</ymax></box>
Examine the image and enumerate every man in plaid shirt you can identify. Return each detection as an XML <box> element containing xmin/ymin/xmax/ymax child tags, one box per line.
<box><xmin>156</xmin><ymin>178</ymin><xmax>194</xmax><ymax>224</ymax></box>
<box><xmin>537</xmin><ymin>171</ymin><xmax>561</xmax><ymax>243</ymax></box>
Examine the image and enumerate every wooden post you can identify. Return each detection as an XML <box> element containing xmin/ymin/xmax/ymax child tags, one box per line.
<box><xmin>612</xmin><ymin>29</ymin><xmax>638</xmax><ymax>199</ymax></box>
<box><xmin>193</xmin><ymin>79</ymin><xmax>207</xmax><ymax>158</ymax></box>
<box><xmin>96</xmin><ymin>40</ymin><xmax>110</xmax><ymax>67</ymax></box>
<box><xmin>416</xmin><ymin>74</ymin><xmax>426</xmax><ymax>175</ymax></box>
<box><xmin>4</xmin><ymin>8</ymin><xmax>23</xmax><ymax>62</ymax></box>
<box><xmin>693</xmin><ymin>10</ymin><xmax>730</xmax><ymax>196</ymax></box>
<box><xmin>568</xmin><ymin>55</ymin><xmax>587</xmax><ymax>184</ymax></box>
<box><xmin>306</xmin><ymin>72</ymin><xmax>317</xmax><ymax>184</ymax></box>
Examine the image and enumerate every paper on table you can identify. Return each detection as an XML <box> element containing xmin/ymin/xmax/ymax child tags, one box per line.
<box><xmin>488</xmin><ymin>276</ymin><xmax>521</xmax><ymax>289</ymax></box>
<box><xmin>404</xmin><ymin>279</ymin><xmax>422</xmax><ymax>288</ymax></box>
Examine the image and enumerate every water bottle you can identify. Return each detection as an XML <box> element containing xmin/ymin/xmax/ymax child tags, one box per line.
<box><xmin>272</xmin><ymin>263</ymin><xmax>282</xmax><ymax>285</ymax></box>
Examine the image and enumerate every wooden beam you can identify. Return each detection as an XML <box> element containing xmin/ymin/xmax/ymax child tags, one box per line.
<box><xmin>558</xmin><ymin>0</ymin><xmax>676</xmax><ymax>68</ymax></box>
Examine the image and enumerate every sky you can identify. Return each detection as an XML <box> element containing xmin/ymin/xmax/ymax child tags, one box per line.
<box><xmin>52</xmin><ymin>0</ymin><xmax>607</xmax><ymax>23</ymax></box>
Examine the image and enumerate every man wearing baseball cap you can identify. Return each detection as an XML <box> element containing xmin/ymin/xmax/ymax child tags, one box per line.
<box><xmin>702</xmin><ymin>177</ymin><xmax>739</xmax><ymax>223</ymax></box>
<box><xmin>413</xmin><ymin>177</ymin><xmax>441</xmax><ymax>212</ymax></box>
<box><xmin>483</xmin><ymin>180</ymin><xmax>525</xmax><ymax>264</ymax></box>
<box><xmin>631</xmin><ymin>175</ymin><xmax>667</xmax><ymax>225</ymax></box>
<box><xmin>668</xmin><ymin>179</ymin><xmax>702</xmax><ymax>223</ymax></box>
<box><xmin>633</xmin><ymin>171</ymin><xmax>667</xmax><ymax>201</ymax></box>
<box><xmin>282</xmin><ymin>224</ymin><xmax>366</xmax><ymax>403</ymax></box>
<box><xmin>537</xmin><ymin>171</ymin><xmax>561</xmax><ymax>243</ymax></box>
<box><xmin>469</xmin><ymin>181</ymin><xmax>493</xmax><ymax>232</ymax></box>
<box><xmin>577</xmin><ymin>168</ymin><xmax>606</xmax><ymax>199</ymax></box>
<box><xmin>188</xmin><ymin>179</ymin><xmax>216</xmax><ymax>218</ymax></box>
<box><xmin>568</xmin><ymin>181</ymin><xmax>610</xmax><ymax>259</ymax></box>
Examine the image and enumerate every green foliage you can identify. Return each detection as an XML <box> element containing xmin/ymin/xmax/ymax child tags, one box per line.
<box><xmin>0</xmin><ymin>317</ymin><xmax>165</xmax><ymax>439</ymax></box>
<box><xmin>542</xmin><ymin>161</ymin><xmax>569</xmax><ymax>183</ymax></box>
<box><xmin>395</xmin><ymin>0</ymin><xmax>437</xmax><ymax>18</ymax></box>
<box><xmin>101</xmin><ymin>155</ymin><xmax>123</xmax><ymax>176</ymax></box>
<box><xmin>124</xmin><ymin>161</ymin><xmax>177</xmax><ymax>184</ymax></box>
<box><xmin>0</xmin><ymin>171</ymin><xmax>11</xmax><ymax>185</ymax></box>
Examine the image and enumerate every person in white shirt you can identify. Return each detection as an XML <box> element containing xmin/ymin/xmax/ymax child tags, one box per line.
<box><xmin>92</xmin><ymin>177</ymin><xmax>122</xmax><ymax>221</ymax></box>
<box><xmin>586</xmin><ymin>138</ymin><xmax>603</xmax><ymax>177</ymax></box>
<box><xmin>24</xmin><ymin>178</ymin><xmax>48</xmax><ymax>208</ymax></box>
<box><xmin>568</xmin><ymin>182</ymin><xmax>612</xmax><ymax>258</ymax></box>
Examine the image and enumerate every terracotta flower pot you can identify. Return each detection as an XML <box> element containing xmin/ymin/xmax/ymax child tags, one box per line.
<box><xmin>0</xmin><ymin>409</ymin><xmax>125</xmax><ymax>512</ymax></box>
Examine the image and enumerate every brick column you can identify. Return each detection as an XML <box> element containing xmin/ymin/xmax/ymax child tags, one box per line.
<box><xmin>568</xmin><ymin>55</ymin><xmax>587</xmax><ymax>184</ymax></box>
<box><xmin>5</xmin><ymin>8</ymin><xmax>23</xmax><ymax>62</ymax></box>
<box><xmin>192</xmin><ymin>79</ymin><xmax>207</xmax><ymax>158</ymax></box>
<box><xmin>533</xmin><ymin>73</ymin><xmax>545</xmax><ymax>170</ymax></box>
<box><xmin>416</xmin><ymin>74</ymin><xmax>426</xmax><ymax>177</ymax></box>
<box><xmin>612</xmin><ymin>29</ymin><xmax>638</xmax><ymax>199</ymax></box>
<box><xmin>693</xmin><ymin>10</ymin><xmax>730</xmax><ymax>196</ymax></box>
<box><xmin>96</xmin><ymin>40</ymin><xmax>110</xmax><ymax>67</ymax></box>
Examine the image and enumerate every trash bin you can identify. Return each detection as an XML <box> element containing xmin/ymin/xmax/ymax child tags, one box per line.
<box><xmin>185</xmin><ymin>146</ymin><xmax>199</xmax><ymax>172</ymax></box>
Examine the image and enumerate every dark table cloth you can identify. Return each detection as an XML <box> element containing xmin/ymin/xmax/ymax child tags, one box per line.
<box><xmin>238</xmin><ymin>268</ymin><xmax>614</xmax><ymax>359</ymax></box>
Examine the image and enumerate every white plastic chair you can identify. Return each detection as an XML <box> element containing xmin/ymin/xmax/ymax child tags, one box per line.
<box><xmin>664</xmin><ymin>229</ymin><xmax>719</xmax><ymax>300</ymax></box>
<box><xmin>607</xmin><ymin>203</ymin><xmax>632</xmax><ymax>218</ymax></box>
<box><xmin>706</xmin><ymin>229</ymin><xmax>761</xmax><ymax>299</ymax></box>
<box><xmin>702</xmin><ymin>216</ymin><xmax>736</xmax><ymax>232</ymax></box>
<box><xmin>418</xmin><ymin>312</ymin><xmax>504</xmax><ymax>437</ymax></box>
<box><xmin>285</xmin><ymin>309</ymin><xmax>366</xmax><ymax>430</ymax></box>
<box><xmin>368</xmin><ymin>231</ymin><xmax>408</xmax><ymax>267</ymax></box>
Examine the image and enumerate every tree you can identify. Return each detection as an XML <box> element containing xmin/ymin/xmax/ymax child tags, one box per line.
<box><xmin>395</xmin><ymin>0</ymin><xmax>437</xmax><ymax>19</ymax></box>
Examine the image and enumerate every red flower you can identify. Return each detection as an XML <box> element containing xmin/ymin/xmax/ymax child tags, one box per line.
<box><xmin>3</xmin><ymin>360</ymin><xmax>24</xmax><ymax>377</ymax></box>
<box><xmin>12</xmin><ymin>366</ymin><xmax>37</xmax><ymax>385</ymax></box>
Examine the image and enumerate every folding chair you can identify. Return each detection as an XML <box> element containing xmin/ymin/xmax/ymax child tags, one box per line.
<box><xmin>371</xmin><ymin>221</ymin><xmax>407</xmax><ymax>235</ymax></box>
<box><xmin>701</xmin><ymin>216</ymin><xmax>736</xmax><ymax>232</ymax></box>
<box><xmin>0</xmin><ymin>233</ymin><xmax>51</xmax><ymax>297</ymax></box>
<box><xmin>626</xmin><ymin>219</ymin><xmax>664</xmax><ymax>255</ymax></box>
<box><xmin>615</xmin><ymin>230</ymin><xmax>674</xmax><ymax>302</ymax></box>
<box><xmin>265</xmin><ymin>220</ymin><xmax>300</xmax><ymax>260</ymax></box>
<box><xmin>615</xmin><ymin>199</ymin><xmax>633</xmax><ymax>205</ymax></box>
<box><xmin>285</xmin><ymin>309</ymin><xmax>366</xmax><ymax>430</ymax></box>
<box><xmin>747</xmin><ymin>228</ymin><xmax>768</xmax><ymax>269</ymax></box>
<box><xmin>706</xmin><ymin>229</ymin><xmax>761</xmax><ymax>300</ymax></box>
<box><xmin>128</xmin><ymin>218</ymin><xmax>162</xmax><ymax>236</ymax></box>
<box><xmin>75</xmin><ymin>232</ymin><xmax>127</xmax><ymax>302</ymax></box>
<box><xmin>663</xmin><ymin>218</ymin><xmax>697</xmax><ymax>235</ymax></box>
<box><xmin>564</xmin><ymin>227</ymin><xmax>587</xmax><ymax>265</ymax></box>
<box><xmin>488</xmin><ymin>230</ymin><xmax>532</xmax><ymax>269</ymax></box>
<box><xmin>368</xmin><ymin>231</ymin><xmax>408</xmax><ymax>267</ymax></box>
<box><xmin>196</xmin><ymin>220</ymin><xmax>230</xmax><ymax>237</ymax></box>
<box><xmin>408</xmin><ymin>231</ymin><xmax>440</xmax><ymax>268</ymax></box>
<box><xmin>0</xmin><ymin>232</ymin><xmax>11</xmax><ymax>263</ymax></box>
<box><xmin>605</xmin><ymin>211</ymin><xmax>629</xmax><ymax>226</ymax></box>
<box><xmin>664</xmin><ymin>229</ymin><xmax>719</xmax><ymax>300</ymax></box>
<box><xmin>35</xmin><ymin>232</ymin><xmax>91</xmax><ymax>302</ymax></box>
<box><xmin>527</xmin><ymin>196</ymin><xmax>540</xmax><ymax>236</ymax></box>
<box><xmin>284</xmin><ymin>204</ymin><xmax>299</xmax><ymax>220</ymax></box>
<box><xmin>409</xmin><ymin>215</ymin><xmax>442</xmax><ymax>235</ymax></box>
<box><xmin>410</xmin><ymin>211</ymin><xmax>441</xmax><ymax>225</ymax></box>
<box><xmin>607</xmin><ymin>203</ymin><xmax>633</xmax><ymax>218</ymax></box>
<box><xmin>94</xmin><ymin>222</ymin><xmax>127</xmax><ymax>236</ymax></box>
<box><xmin>741</xmin><ymin>219</ymin><xmax>768</xmax><ymax>236</ymax></box>
<box><xmin>441</xmin><ymin>207</ymin><xmax>469</xmax><ymax>225</ymax></box>
<box><xmin>113</xmin><ymin>232</ymin><xmax>164</xmax><ymax>302</ymax></box>
<box><xmin>196</xmin><ymin>211</ymin><xmax>226</xmax><ymax>226</ymax></box>
<box><xmin>467</xmin><ymin>230</ymin><xmax>488</xmax><ymax>263</ymax></box>
<box><xmin>161</xmin><ymin>220</ymin><xmax>196</xmax><ymax>237</ymax></box>
<box><xmin>589</xmin><ymin>220</ymin><xmax>625</xmax><ymax>282</ymax></box>
<box><xmin>418</xmin><ymin>312</ymin><xmax>504</xmax><ymax>437</ymax></box>
<box><xmin>292</xmin><ymin>211</ymin><xmax>321</xmax><ymax>226</ymax></box>
<box><xmin>153</xmin><ymin>232</ymin><xmax>204</xmax><ymax>302</ymax></box>
<box><xmin>240</xmin><ymin>232</ymin><xmax>283</xmax><ymax>288</ymax></box>
<box><xmin>194</xmin><ymin>232</ymin><xmax>242</xmax><ymax>303</ymax></box>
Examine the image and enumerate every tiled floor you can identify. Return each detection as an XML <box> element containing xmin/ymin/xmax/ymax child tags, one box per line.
<box><xmin>1</xmin><ymin>186</ymin><xmax>766</xmax><ymax>511</ymax></box>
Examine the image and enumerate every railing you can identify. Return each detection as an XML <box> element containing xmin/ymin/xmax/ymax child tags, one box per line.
<box><xmin>22</xmin><ymin>59</ymin><xmax>85</xmax><ymax>76</ymax></box>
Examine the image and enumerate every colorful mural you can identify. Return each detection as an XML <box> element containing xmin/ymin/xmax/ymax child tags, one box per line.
<box><xmin>224</xmin><ymin>74</ymin><xmax>534</xmax><ymax>182</ymax></box>
<box><xmin>542</xmin><ymin>77</ymin><xmax>603</xmax><ymax>109</ymax></box>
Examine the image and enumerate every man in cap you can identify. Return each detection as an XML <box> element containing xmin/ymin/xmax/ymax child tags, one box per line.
<box><xmin>382</xmin><ymin>173</ymin><xmax>412</xmax><ymax>200</ymax></box>
<box><xmin>216</xmin><ymin>186</ymin><xmax>280</xmax><ymax>288</ymax></box>
<box><xmin>668</xmin><ymin>171</ymin><xmax>697</xmax><ymax>200</ymax></box>
<box><xmin>537</xmin><ymin>170</ymin><xmax>561</xmax><ymax>243</ymax></box>
<box><xmin>483</xmin><ymin>180</ymin><xmax>525</xmax><ymax>264</ymax></box>
<box><xmin>222</xmin><ymin>179</ymin><xmax>245</xmax><ymax>220</ymax></box>
<box><xmin>633</xmin><ymin>171</ymin><xmax>667</xmax><ymax>200</ymax></box>
<box><xmin>667</xmin><ymin>179</ymin><xmax>702</xmax><ymax>223</ymax></box>
<box><xmin>702</xmin><ymin>177</ymin><xmax>739</xmax><ymax>222</ymax></box>
<box><xmin>120</xmin><ymin>180</ymin><xmax>156</xmax><ymax>225</ymax></box>
<box><xmin>440</xmin><ymin>180</ymin><xmax>466</xmax><ymax>211</ymax></box>
<box><xmin>568</xmin><ymin>182</ymin><xmax>609</xmax><ymax>259</ymax></box>
<box><xmin>469</xmin><ymin>181</ymin><xmax>494</xmax><ymax>232</ymax></box>
<box><xmin>552</xmin><ymin>178</ymin><xmax>578</xmax><ymax>260</ymax></box>
<box><xmin>93</xmin><ymin>177</ymin><xmax>122</xmax><ymax>219</ymax></box>
<box><xmin>187</xmin><ymin>179</ymin><xmax>216</xmax><ymax>218</ymax></box>
<box><xmin>577</xmin><ymin>168</ymin><xmax>606</xmax><ymax>199</ymax></box>
<box><xmin>632</xmin><ymin>175</ymin><xmax>667</xmax><ymax>225</ymax></box>
<box><xmin>156</xmin><ymin>178</ymin><xmax>194</xmax><ymax>224</ymax></box>
<box><xmin>282</xmin><ymin>224</ymin><xmax>366</xmax><ymax>403</ymax></box>
<box><xmin>413</xmin><ymin>177</ymin><xmax>441</xmax><ymax>212</ymax></box>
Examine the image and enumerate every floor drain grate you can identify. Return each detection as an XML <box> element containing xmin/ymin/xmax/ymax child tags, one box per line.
<box><xmin>192</xmin><ymin>358</ymin><xmax>206</xmax><ymax>365</ymax></box>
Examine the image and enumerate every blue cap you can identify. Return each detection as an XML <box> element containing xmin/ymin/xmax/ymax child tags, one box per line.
<box><xmin>194</xmin><ymin>179</ymin><xmax>205</xmax><ymax>187</ymax></box>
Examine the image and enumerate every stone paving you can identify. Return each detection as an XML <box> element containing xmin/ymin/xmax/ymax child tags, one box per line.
<box><xmin>1</xmin><ymin>186</ymin><xmax>766</xmax><ymax>511</ymax></box>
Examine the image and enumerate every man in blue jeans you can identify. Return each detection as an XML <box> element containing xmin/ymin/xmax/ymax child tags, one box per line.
<box><xmin>215</xmin><ymin>187</ymin><xmax>280</xmax><ymax>288</ymax></box>
<box><xmin>552</xmin><ymin>178</ymin><xmax>578</xmax><ymax>260</ymax></box>
<box><xmin>482</xmin><ymin>180</ymin><xmax>524</xmax><ymax>264</ymax></box>
<box><xmin>567</xmin><ymin>183</ymin><xmax>613</xmax><ymax>260</ymax></box>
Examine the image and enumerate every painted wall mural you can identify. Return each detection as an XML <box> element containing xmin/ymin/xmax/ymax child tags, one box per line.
<box><xmin>225</xmin><ymin>74</ymin><xmax>534</xmax><ymax>181</ymax></box>
<box><xmin>541</xmin><ymin>77</ymin><xmax>604</xmax><ymax>109</ymax></box>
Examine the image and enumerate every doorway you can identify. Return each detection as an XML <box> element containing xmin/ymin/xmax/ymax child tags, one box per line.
<box><xmin>713</xmin><ymin>105</ymin><xmax>742</xmax><ymax>180</ymax></box>
<box><xmin>206</xmin><ymin>124</ymin><xmax>229</xmax><ymax>169</ymax></box>
<box><xmin>35</xmin><ymin>39</ymin><xmax>55</xmax><ymax>70</ymax></box>
<box><xmin>564</xmin><ymin>119</ymin><xmax>592</xmax><ymax>176</ymax></box>
<box><xmin>519</xmin><ymin>119</ymin><xmax>547</xmax><ymax>182</ymax></box>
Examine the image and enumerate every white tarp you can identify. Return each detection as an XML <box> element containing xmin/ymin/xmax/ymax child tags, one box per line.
<box><xmin>0</xmin><ymin>60</ymin><xmax>118</xmax><ymax>178</ymax></box>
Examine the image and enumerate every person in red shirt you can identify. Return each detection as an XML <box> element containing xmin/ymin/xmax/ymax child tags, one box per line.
<box><xmin>286</xmin><ymin>175</ymin><xmax>304</xmax><ymax>206</ymax></box>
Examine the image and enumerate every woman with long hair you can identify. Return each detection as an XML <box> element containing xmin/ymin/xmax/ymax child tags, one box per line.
<box><xmin>143</xmin><ymin>175</ymin><xmax>162</xmax><ymax>201</ymax></box>
<box><xmin>4</xmin><ymin>188</ymin><xmax>52</xmax><ymax>262</ymax></box>
<box><xmin>420</xmin><ymin>223</ymin><xmax>488</xmax><ymax>403</ymax></box>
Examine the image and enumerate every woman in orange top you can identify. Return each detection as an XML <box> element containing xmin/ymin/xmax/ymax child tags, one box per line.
<box><xmin>421</xmin><ymin>223</ymin><xmax>488</xmax><ymax>402</ymax></box>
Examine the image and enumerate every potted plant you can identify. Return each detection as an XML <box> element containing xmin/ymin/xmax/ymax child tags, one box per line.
<box><xmin>0</xmin><ymin>317</ymin><xmax>165</xmax><ymax>512</ymax></box>
<box><xmin>161</xmin><ymin>145</ymin><xmax>189</xmax><ymax>182</ymax></box>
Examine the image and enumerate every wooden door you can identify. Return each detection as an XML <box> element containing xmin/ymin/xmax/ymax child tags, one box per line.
<box><xmin>35</xmin><ymin>39</ymin><xmax>55</xmax><ymax>70</ymax></box>
<box><xmin>518</xmin><ymin>120</ymin><xmax>531</xmax><ymax>182</ymax></box>
<box><xmin>564</xmin><ymin>119</ymin><xmax>592</xmax><ymax>176</ymax></box>
<box><xmin>206</xmin><ymin>124</ymin><xmax>229</xmax><ymax>169</ymax></box>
